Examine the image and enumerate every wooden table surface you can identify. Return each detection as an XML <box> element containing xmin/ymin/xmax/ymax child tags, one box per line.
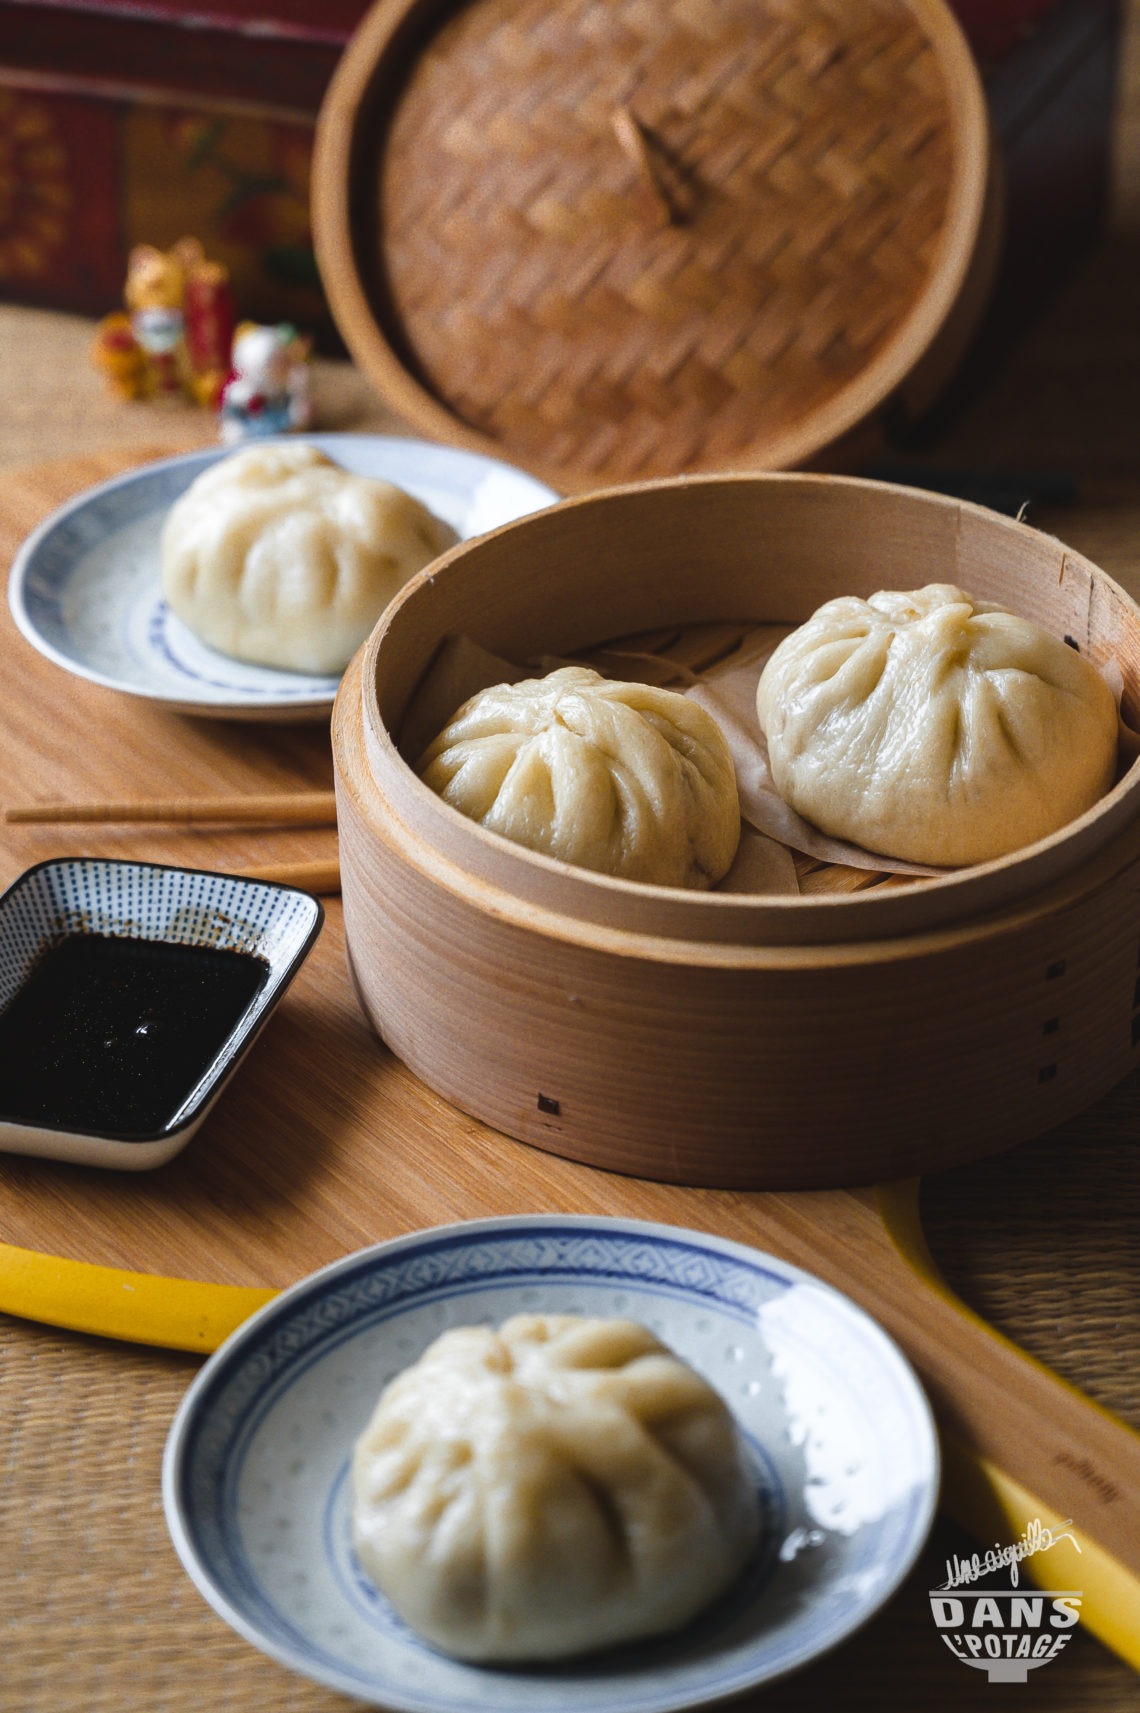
<box><xmin>3</xmin><ymin>79</ymin><xmax>1140</xmax><ymax>1710</ymax></box>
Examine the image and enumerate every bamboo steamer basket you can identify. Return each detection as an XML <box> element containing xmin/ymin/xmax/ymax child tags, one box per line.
<box><xmin>313</xmin><ymin>0</ymin><xmax>1000</xmax><ymax>492</ymax></box>
<box><xmin>331</xmin><ymin>473</ymin><xmax>1140</xmax><ymax>1189</ymax></box>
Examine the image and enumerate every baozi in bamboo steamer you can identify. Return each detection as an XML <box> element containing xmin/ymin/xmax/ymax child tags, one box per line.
<box><xmin>417</xmin><ymin>665</ymin><xmax>741</xmax><ymax>888</ymax></box>
<box><xmin>756</xmin><ymin>584</ymin><xmax>1119</xmax><ymax>867</ymax></box>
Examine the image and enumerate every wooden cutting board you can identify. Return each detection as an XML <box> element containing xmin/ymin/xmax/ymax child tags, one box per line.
<box><xmin>0</xmin><ymin>451</ymin><xmax>1136</xmax><ymax>1669</ymax></box>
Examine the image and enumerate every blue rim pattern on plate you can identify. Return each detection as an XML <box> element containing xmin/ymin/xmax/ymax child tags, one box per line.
<box><xmin>8</xmin><ymin>434</ymin><xmax>560</xmax><ymax>720</ymax></box>
<box><xmin>164</xmin><ymin>1216</ymin><xmax>939</xmax><ymax>1712</ymax></box>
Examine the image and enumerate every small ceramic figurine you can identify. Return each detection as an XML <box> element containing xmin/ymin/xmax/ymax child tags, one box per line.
<box><xmin>90</xmin><ymin>238</ymin><xmax>235</xmax><ymax>407</ymax></box>
<box><xmin>123</xmin><ymin>241</ymin><xmax>188</xmax><ymax>397</ymax></box>
<box><xmin>181</xmin><ymin>250</ymin><xmax>238</xmax><ymax>408</ymax></box>
<box><xmin>218</xmin><ymin>322</ymin><xmax>314</xmax><ymax>443</ymax></box>
<box><xmin>89</xmin><ymin>312</ymin><xmax>149</xmax><ymax>402</ymax></box>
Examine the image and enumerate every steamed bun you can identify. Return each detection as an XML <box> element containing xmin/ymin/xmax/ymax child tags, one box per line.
<box><xmin>756</xmin><ymin>583</ymin><xmax>1119</xmax><ymax>866</ymax></box>
<box><xmin>351</xmin><ymin>1314</ymin><xmax>761</xmax><ymax>1661</ymax></box>
<box><xmin>160</xmin><ymin>443</ymin><xmax>457</xmax><ymax>673</ymax></box>
<box><xmin>417</xmin><ymin>665</ymin><xmax>740</xmax><ymax>887</ymax></box>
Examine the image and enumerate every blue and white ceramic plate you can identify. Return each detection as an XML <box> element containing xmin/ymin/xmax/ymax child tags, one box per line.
<box><xmin>0</xmin><ymin>857</ymin><xmax>322</xmax><ymax>1168</ymax></box>
<box><xmin>8</xmin><ymin>435</ymin><xmax>558</xmax><ymax>721</ymax></box>
<box><xmin>163</xmin><ymin>1216</ymin><xmax>939</xmax><ymax>1711</ymax></box>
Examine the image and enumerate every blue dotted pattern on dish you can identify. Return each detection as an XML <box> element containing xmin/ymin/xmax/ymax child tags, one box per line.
<box><xmin>0</xmin><ymin>858</ymin><xmax>323</xmax><ymax>1128</ymax></box>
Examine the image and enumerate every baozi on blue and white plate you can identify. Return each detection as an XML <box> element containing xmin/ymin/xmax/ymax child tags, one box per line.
<box><xmin>160</xmin><ymin>443</ymin><xmax>457</xmax><ymax>674</ymax></box>
<box><xmin>351</xmin><ymin>1314</ymin><xmax>762</xmax><ymax>1662</ymax></box>
<box><xmin>756</xmin><ymin>583</ymin><xmax>1119</xmax><ymax>867</ymax></box>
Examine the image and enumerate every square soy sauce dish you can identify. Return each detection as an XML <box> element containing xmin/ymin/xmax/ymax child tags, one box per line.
<box><xmin>0</xmin><ymin>857</ymin><xmax>322</xmax><ymax>1169</ymax></box>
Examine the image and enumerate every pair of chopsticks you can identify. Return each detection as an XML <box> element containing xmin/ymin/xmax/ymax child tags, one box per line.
<box><xmin>4</xmin><ymin>792</ymin><xmax>341</xmax><ymax>895</ymax></box>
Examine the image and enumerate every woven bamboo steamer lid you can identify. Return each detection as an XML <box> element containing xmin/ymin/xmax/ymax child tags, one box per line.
<box><xmin>314</xmin><ymin>0</ymin><xmax>999</xmax><ymax>492</ymax></box>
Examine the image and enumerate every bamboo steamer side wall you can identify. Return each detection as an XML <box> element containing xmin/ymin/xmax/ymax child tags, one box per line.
<box><xmin>336</xmin><ymin>654</ymin><xmax>1140</xmax><ymax>1187</ymax></box>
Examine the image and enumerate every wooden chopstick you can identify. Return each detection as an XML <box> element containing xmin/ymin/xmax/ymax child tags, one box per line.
<box><xmin>4</xmin><ymin>791</ymin><xmax>338</xmax><ymax>826</ymax></box>
<box><xmin>237</xmin><ymin>858</ymin><xmax>341</xmax><ymax>895</ymax></box>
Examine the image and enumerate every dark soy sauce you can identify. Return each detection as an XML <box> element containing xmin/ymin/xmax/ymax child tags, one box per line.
<box><xmin>0</xmin><ymin>932</ymin><xmax>269</xmax><ymax>1136</ymax></box>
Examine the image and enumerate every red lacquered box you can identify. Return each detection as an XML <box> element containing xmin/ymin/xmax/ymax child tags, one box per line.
<box><xmin>0</xmin><ymin>0</ymin><xmax>372</xmax><ymax>337</ymax></box>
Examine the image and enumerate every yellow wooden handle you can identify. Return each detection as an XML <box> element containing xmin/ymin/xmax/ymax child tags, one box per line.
<box><xmin>876</xmin><ymin>1181</ymin><xmax>1140</xmax><ymax>1671</ymax></box>
<box><xmin>0</xmin><ymin>1241</ymin><xmax>276</xmax><ymax>1354</ymax></box>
